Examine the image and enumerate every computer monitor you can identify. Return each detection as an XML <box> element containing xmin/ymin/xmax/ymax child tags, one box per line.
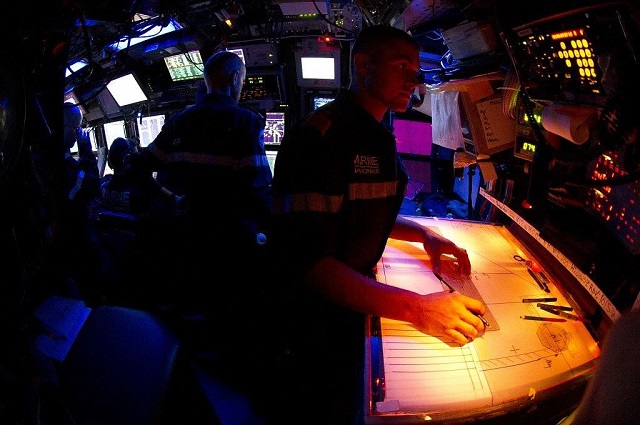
<box><xmin>227</xmin><ymin>47</ymin><xmax>245</xmax><ymax>64</ymax></box>
<box><xmin>163</xmin><ymin>50</ymin><xmax>204</xmax><ymax>82</ymax></box>
<box><xmin>64</xmin><ymin>90</ymin><xmax>87</xmax><ymax>115</ymax></box>
<box><xmin>265</xmin><ymin>150</ymin><xmax>278</xmax><ymax>175</ymax></box>
<box><xmin>137</xmin><ymin>114</ymin><xmax>165</xmax><ymax>148</ymax></box>
<box><xmin>264</xmin><ymin>111</ymin><xmax>286</xmax><ymax>146</ymax></box>
<box><xmin>312</xmin><ymin>96</ymin><xmax>334</xmax><ymax>110</ymax></box>
<box><xmin>393</xmin><ymin>118</ymin><xmax>433</xmax><ymax>157</ymax></box>
<box><xmin>106</xmin><ymin>73</ymin><xmax>148</xmax><ymax>107</ymax></box>
<box><xmin>240</xmin><ymin>74</ymin><xmax>282</xmax><ymax>103</ymax></box>
<box><xmin>295</xmin><ymin>48</ymin><xmax>341</xmax><ymax>89</ymax></box>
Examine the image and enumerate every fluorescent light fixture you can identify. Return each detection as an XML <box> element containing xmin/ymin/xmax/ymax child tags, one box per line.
<box><xmin>106</xmin><ymin>74</ymin><xmax>148</xmax><ymax>107</ymax></box>
<box><xmin>110</xmin><ymin>18</ymin><xmax>181</xmax><ymax>51</ymax></box>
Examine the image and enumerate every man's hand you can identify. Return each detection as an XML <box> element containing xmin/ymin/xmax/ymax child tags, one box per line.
<box><xmin>422</xmin><ymin>230</ymin><xmax>471</xmax><ymax>275</ymax></box>
<box><xmin>392</xmin><ymin>216</ymin><xmax>471</xmax><ymax>276</ymax></box>
<box><xmin>412</xmin><ymin>291</ymin><xmax>486</xmax><ymax>345</ymax></box>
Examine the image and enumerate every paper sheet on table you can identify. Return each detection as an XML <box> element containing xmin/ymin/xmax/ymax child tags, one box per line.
<box><xmin>373</xmin><ymin>219</ymin><xmax>599</xmax><ymax>415</ymax></box>
<box><xmin>377</xmin><ymin>319</ymin><xmax>492</xmax><ymax>412</ymax></box>
<box><xmin>375</xmin><ymin>267</ymin><xmax>492</xmax><ymax>413</ymax></box>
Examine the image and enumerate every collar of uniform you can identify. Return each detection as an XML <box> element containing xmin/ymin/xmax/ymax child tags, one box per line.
<box><xmin>201</xmin><ymin>92</ymin><xmax>237</xmax><ymax>106</ymax></box>
<box><xmin>334</xmin><ymin>89</ymin><xmax>388</xmax><ymax>128</ymax></box>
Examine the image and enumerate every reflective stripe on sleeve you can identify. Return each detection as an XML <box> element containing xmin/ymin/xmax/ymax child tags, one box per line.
<box><xmin>348</xmin><ymin>181</ymin><xmax>397</xmax><ymax>200</ymax></box>
<box><xmin>273</xmin><ymin>193</ymin><xmax>343</xmax><ymax>214</ymax></box>
<box><xmin>273</xmin><ymin>180</ymin><xmax>398</xmax><ymax>214</ymax></box>
<box><xmin>148</xmin><ymin>143</ymin><xmax>267</xmax><ymax>170</ymax></box>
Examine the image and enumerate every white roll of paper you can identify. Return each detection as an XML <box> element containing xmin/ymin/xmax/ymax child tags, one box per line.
<box><xmin>541</xmin><ymin>103</ymin><xmax>599</xmax><ymax>145</ymax></box>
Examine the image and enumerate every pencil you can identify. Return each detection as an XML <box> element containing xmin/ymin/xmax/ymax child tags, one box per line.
<box><xmin>522</xmin><ymin>297</ymin><xmax>557</xmax><ymax>303</ymax></box>
<box><xmin>537</xmin><ymin>303</ymin><xmax>573</xmax><ymax>312</ymax></box>
<box><xmin>520</xmin><ymin>315</ymin><xmax>566</xmax><ymax>322</ymax></box>
<box><xmin>528</xmin><ymin>268</ymin><xmax>550</xmax><ymax>292</ymax></box>
<box><xmin>475</xmin><ymin>312</ymin><xmax>491</xmax><ymax>328</ymax></box>
<box><xmin>435</xmin><ymin>272</ymin><xmax>490</xmax><ymax>328</ymax></box>
<box><xmin>433</xmin><ymin>272</ymin><xmax>456</xmax><ymax>293</ymax></box>
<box><xmin>537</xmin><ymin>304</ymin><xmax>583</xmax><ymax>321</ymax></box>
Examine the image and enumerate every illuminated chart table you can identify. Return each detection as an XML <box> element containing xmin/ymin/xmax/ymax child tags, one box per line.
<box><xmin>365</xmin><ymin>217</ymin><xmax>601</xmax><ymax>424</ymax></box>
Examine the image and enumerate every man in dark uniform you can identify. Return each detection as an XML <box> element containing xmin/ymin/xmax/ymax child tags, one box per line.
<box><xmin>270</xmin><ymin>25</ymin><xmax>487</xmax><ymax>424</ymax></box>
<box><xmin>52</xmin><ymin>103</ymin><xmax>107</xmax><ymax>301</ymax></box>
<box><xmin>135</xmin><ymin>51</ymin><xmax>271</xmax><ymax>250</ymax></box>
<box><xmin>129</xmin><ymin>51</ymin><xmax>272</xmax><ymax>370</ymax></box>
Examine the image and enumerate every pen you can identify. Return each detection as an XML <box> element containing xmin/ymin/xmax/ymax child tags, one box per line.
<box><xmin>433</xmin><ymin>272</ymin><xmax>456</xmax><ymax>293</ymax></box>
<box><xmin>537</xmin><ymin>304</ymin><xmax>583</xmax><ymax>321</ymax></box>
<box><xmin>522</xmin><ymin>297</ymin><xmax>557</xmax><ymax>303</ymax></box>
<box><xmin>527</xmin><ymin>268</ymin><xmax>550</xmax><ymax>293</ymax></box>
<box><xmin>475</xmin><ymin>313</ymin><xmax>491</xmax><ymax>328</ymax></box>
<box><xmin>435</xmin><ymin>272</ymin><xmax>490</xmax><ymax>328</ymax></box>
<box><xmin>520</xmin><ymin>315</ymin><xmax>566</xmax><ymax>323</ymax></box>
<box><xmin>537</xmin><ymin>303</ymin><xmax>573</xmax><ymax>311</ymax></box>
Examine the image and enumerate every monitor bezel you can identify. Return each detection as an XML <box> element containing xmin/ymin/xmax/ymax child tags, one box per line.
<box><xmin>294</xmin><ymin>49</ymin><xmax>341</xmax><ymax>89</ymax></box>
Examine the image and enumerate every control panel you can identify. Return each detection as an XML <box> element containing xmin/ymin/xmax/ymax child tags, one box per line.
<box><xmin>513</xmin><ymin>102</ymin><xmax>550</xmax><ymax>162</ymax></box>
<box><xmin>584</xmin><ymin>150</ymin><xmax>640</xmax><ymax>254</ymax></box>
<box><xmin>329</xmin><ymin>2</ymin><xmax>362</xmax><ymax>38</ymax></box>
<box><xmin>509</xmin><ymin>3</ymin><xmax>639</xmax><ymax>107</ymax></box>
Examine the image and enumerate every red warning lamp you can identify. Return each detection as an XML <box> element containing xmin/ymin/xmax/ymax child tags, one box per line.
<box><xmin>318</xmin><ymin>34</ymin><xmax>335</xmax><ymax>44</ymax></box>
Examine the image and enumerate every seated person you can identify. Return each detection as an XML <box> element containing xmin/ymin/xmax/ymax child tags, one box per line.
<box><xmin>99</xmin><ymin>137</ymin><xmax>177</xmax><ymax>218</ymax></box>
<box><xmin>97</xmin><ymin>137</ymin><xmax>181</xmax><ymax>307</ymax></box>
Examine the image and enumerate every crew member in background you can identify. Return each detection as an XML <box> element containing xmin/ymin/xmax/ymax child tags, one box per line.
<box><xmin>99</xmin><ymin>136</ymin><xmax>177</xmax><ymax>217</ymax></box>
<box><xmin>50</xmin><ymin>103</ymin><xmax>108</xmax><ymax>303</ymax></box>
<box><xmin>96</xmin><ymin>136</ymin><xmax>181</xmax><ymax>306</ymax></box>
<box><xmin>128</xmin><ymin>50</ymin><xmax>273</xmax><ymax>419</ymax></box>
<box><xmin>269</xmin><ymin>25</ymin><xmax>485</xmax><ymax>424</ymax></box>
